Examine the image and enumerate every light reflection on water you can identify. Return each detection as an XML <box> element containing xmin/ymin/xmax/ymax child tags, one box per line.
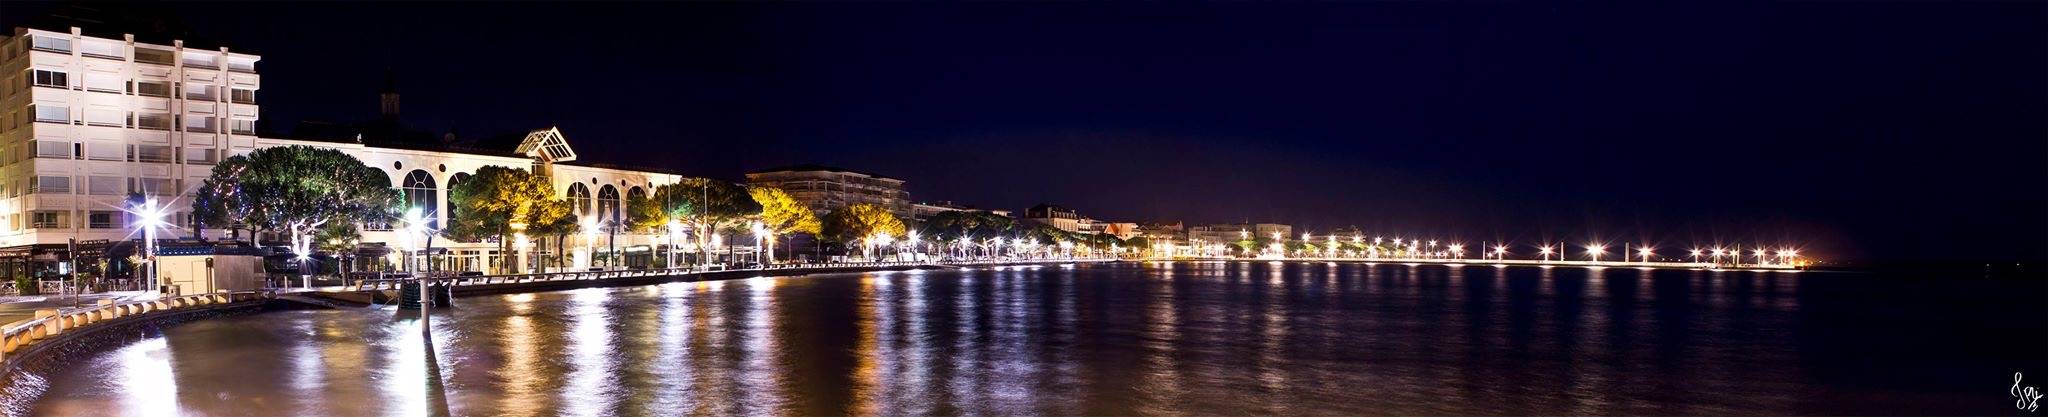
<box><xmin>11</xmin><ymin>262</ymin><xmax>2046</xmax><ymax>416</ymax></box>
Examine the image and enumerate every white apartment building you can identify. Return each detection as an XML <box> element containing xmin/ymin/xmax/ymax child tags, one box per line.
<box><xmin>0</xmin><ymin>27</ymin><xmax>692</xmax><ymax>281</ymax></box>
<box><xmin>746</xmin><ymin>165</ymin><xmax>911</xmax><ymax>219</ymax></box>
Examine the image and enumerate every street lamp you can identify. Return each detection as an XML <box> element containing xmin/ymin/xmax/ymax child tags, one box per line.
<box><xmin>579</xmin><ymin>216</ymin><xmax>599</xmax><ymax>269</ymax></box>
<box><xmin>404</xmin><ymin>207</ymin><xmax>428</xmax><ymax>274</ymax></box>
<box><xmin>666</xmin><ymin>220</ymin><xmax>684</xmax><ymax>269</ymax></box>
<box><xmin>1447</xmin><ymin>243</ymin><xmax>1464</xmax><ymax>259</ymax></box>
<box><xmin>1586</xmin><ymin>244</ymin><xmax>1606</xmax><ymax>264</ymax></box>
<box><xmin>906</xmin><ymin>230</ymin><xmax>922</xmax><ymax>262</ymax></box>
<box><xmin>1689</xmin><ymin>249</ymin><xmax>1703</xmax><ymax>264</ymax></box>
<box><xmin>753</xmin><ymin>221</ymin><xmax>770</xmax><ymax>263</ymax></box>
<box><xmin>128</xmin><ymin>198</ymin><xmax>166</xmax><ymax>292</ymax></box>
<box><xmin>1493</xmin><ymin>245</ymin><xmax>1508</xmax><ymax>260</ymax></box>
<box><xmin>1752</xmin><ymin>248</ymin><xmax>1768</xmax><ymax>266</ymax></box>
<box><xmin>1636</xmin><ymin>247</ymin><xmax>1654</xmax><ymax>263</ymax></box>
<box><xmin>1538</xmin><ymin>245</ymin><xmax>1554</xmax><ymax>262</ymax></box>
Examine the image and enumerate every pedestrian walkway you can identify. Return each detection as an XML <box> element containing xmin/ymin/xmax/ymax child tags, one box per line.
<box><xmin>0</xmin><ymin>291</ymin><xmax>154</xmax><ymax>324</ymax></box>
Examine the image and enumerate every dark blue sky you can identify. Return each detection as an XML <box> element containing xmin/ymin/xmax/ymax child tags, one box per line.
<box><xmin>10</xmin><ymin>2</ymin><xmax>2044</xmax><ymax>262</ymax></box>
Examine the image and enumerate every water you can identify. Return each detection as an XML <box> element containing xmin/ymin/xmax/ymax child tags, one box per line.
<box><xmin>13</xmin><ymin>262</ymin><xmax>2046</xmax><ymax>416</ymax></box>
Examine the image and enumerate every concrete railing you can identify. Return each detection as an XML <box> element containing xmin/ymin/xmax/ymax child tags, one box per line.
<box><xmin>0</xmin><ymin>290</ymin><xmax>271</xmax><ymax>362</ymax></box>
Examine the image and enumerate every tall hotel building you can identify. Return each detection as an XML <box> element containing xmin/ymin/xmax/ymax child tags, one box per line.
<box><xmin>0</xmin><ymin>26</ymin><xmax>688</xmax><ymax>280</ymax></box>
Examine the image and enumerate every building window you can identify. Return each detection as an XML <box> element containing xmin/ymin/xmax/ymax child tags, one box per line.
<box><xmin>446</xmin><ymin>172</ymin><xmax>471</xmax><ymax>226</ymax></box>
<box><xmin>181</xmin><ymin>52</ymin><xmax>217</xmax><ymax>69</ymax></box>
<box><xmin>30</xmin><ymin>69</ymin><xmax>67</xmax><ymax>88</ymax></box>
<box><xmin>87</xmin><ymin>211</ymin><xmax>118</xmax><ymax>229</ymax></box>
<box><xmin>86</xmin><ymin>142</ymin><xmax>123</xmax><ymax>161</ymax></box>
<box><xmin>184</xmin><ymin>83</ymin><xmax>215</xmax><ymax>101</ymax></box>
<box><xmin>29</xmin><ymin>35</ymin><xmax>71</xmax><ymax>53</ymax></box>
<box><xmin>184</xmin><ymin>147</ymin><xmax>218</xmax><ymax>164</ymax></box>
<box><xmin>78</xmin><ymin>40</ymin><xmax>120</xmax><ymax>60</ymax></box>
<box><xmin>229</xmin><ymin>119</ymin><xmax>255</xmax><ymax>135</ymax></box>
<box><xmin>32</xmin><ymin>176</ymin><xmax>70</xmax><ymax>194</ymax></box>
<box><xmin>138</xmin><ymin>177</ymin><xmax>174</xmax><ymax>195</ymax></box>
<box><xmin>134</xmin><ymin>48</ymin><xmax>173</xmax><ymax>65</ymax></box>
<box><xmin>567</xmin><ymin>183</ymin><xmax>592</xmax><ymax>217</ymax></box>
<box><xmin>401</xmin><ymin>170</ymin><xmax>437</xmax><ymax>229</ymax></box>
<box><xmin>135</xmin><ymin>81</ymin><xmax>170</xmax><ymax>97</ymax></box>
<box><xmin>31</xmin><ymin>211</ymin><xmax>69</xmax><ymax>229</ymax></box>
<box><xmin>32</xmin><ymin>104</ymin><xmax>68</xmax><ymax>123</ymax></box>
<box><xmin>33</xmin><ymin>140</ymin><xmax>70</xmax><ymax>158</ymax></box>
<box><xmin>597</xmin><ymin>185</ymin><xmax>621</xmax><ymax>224</ymax></box>
<box><xmin>363</xmin><ymin>173</ymin><xmax>395</xmax><ymax>231</ymax></box>
<box><xmin>84</xmin><ymin>73</ymin><xmax>123</xmax><ymax>93</ymax></box>
<box><xmin>183</xmin><ymin>115</ymin><xmax>215</xmax><ymax>133</ymax></box>
<box><xmin>84</xmin><ymin>108</ymin><xmax>123</xmax><ymax>127</ymax></box>
<box><xmin>87</xmin><ymin>176</ymin><xmax>122</xmax><ymax>195</ymax></box>
<box><xmin>133</xmin><ymin>145</ymin><xmax>173</xmax><ymax>163</ymax></box>
<box><xmin>227</xmin><ymin>58</ymin><xmax>257</xmax><ymax>73</ymax></box>
<box><xmin>230</xmin><ymin>88</ymin><xmax>255</xmax><ymax>104</ymax></box>
<box><xmin>135</xmin><ymin>112</ymin><xmax>171</xmax><ymax>130</ymax></box>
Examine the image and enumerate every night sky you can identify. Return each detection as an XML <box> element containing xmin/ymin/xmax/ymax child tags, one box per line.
<box><xmin>7</xmin><ymin>2</ymin><xmax>2043</xmax><ymax>263</ymax></box>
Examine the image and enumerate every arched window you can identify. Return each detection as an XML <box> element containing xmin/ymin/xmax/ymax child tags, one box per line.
<box><xmin>567</xmin><ymin>182</ymin><xmax>592</xmax><ymax>217</ymax></box>
<box><xmin>402</xmin><ymin>170</ymin><xmax>438</xmax><ymax>229</ymax></box>
<box><xmin>446</xmin><ymin>172</ymin><xmax>471</xmax><ymax>227</ymax></box>
<box><xmin>597</xmin><ymin>185</ymin><xmax>621</xmax><ymax>225</ymax></box>
<box><xmin>625</xmin><ymin>186</ymin><xmax>646</xmax><ymax>224</ymax></box>
<box><xmin>365</xmin><ymin>173</ymin><xmax>395</xmax><ymax>231</ymax></box>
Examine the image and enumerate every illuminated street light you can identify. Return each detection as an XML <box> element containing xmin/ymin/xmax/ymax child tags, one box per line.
<box><xmin>1493</xmin><ymin>245</ymin><xmax>1508</xmax><ymax>260</ymax></box>
<box><xmin>1587</xmin><ymin>244</ymin><xmax>1607</xmax><ymax>264</ymax></box>
<box><xmin>127</xmin><ymin>198</ymin><xmax>167</xmax><ymax>291</ymax></box>
<box><xmin>1447</xmin><ymin>243</ymin><xmax>1464</xmax><ymax>259</ymax></box>
<box><xmin>1538</xmin><ymin>245</ymin><xmax>1554</xmax><ymax>262</ymax></box>
<box><xmin>1752</xmin><ymin>248</ymin><xmax>1768</xmax><ymax>265</ymax></box>
<box><xmin>1636</xmin><ymin>247</ymin><xmax>1654</xmax><ymax>263</ymax></box>
<box><xmin>1689</xmin><ymin>249</ymin><xmax>1703</xmax><ymax>263</ymax></box>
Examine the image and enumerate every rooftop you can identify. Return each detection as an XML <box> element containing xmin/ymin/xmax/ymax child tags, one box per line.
<box><xmin>747</xmin><ymin>164</ymin><xmax>902</xmax><ymax>181</ymax></box>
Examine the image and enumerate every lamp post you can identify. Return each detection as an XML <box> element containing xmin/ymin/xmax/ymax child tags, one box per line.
<box><xmin>1587</xmin><ymin>244</ymin><xmax>1606</xmax><ymax>264</ymax></box>
<box><xmin>1538</xmin><ymin>245</ymin><xmax>1553</xmax><ymax>262</ymax></box>
<box><xmin>1636</xmin><ymin>247</ymin><xmax>1654</xmax><ymax>264</ymax></box>
<box><xmin>906</xmin><ymin>230</ymin><xmax>922</xmax><ymax>262</ymax></box>
<box><xmin>1689</xmin><ymin>249</ymin><xmax>1703</xmax><ymax>264</ymax></box>
<box><xmin>666</xmin><ymin>220</ymin><xmax>683</xmax><ymax>270</ymax></box>
<box><xmin>130</xmin><ymin>198</ymin><xmax>166</xmax><ymax>293</ymax></box>
<box><xmin>752</xmin><ymin>221</ymin><xmax>770</xmax><ymax>265</ymax></box>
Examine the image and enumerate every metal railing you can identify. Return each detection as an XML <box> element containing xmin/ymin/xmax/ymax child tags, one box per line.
<box><xmin>348</xmin><ymin>261</ymin><xmax>938</xmax><ymax>292</ymax></box>
<box><xmin>941</xmin><ymin>257</ymin><xmax>1117</xmax><ymax>266</ymax></box>
<box><xmin>0</xmin><ymin>290</ymin><xmax>270</xmax><ymax>362</ymax></box>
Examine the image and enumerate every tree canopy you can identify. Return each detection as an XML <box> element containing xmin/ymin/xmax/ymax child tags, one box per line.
<box><xmin>821</xmin><ymin>203</ymin><xmax>906</xmax><ymax>246</ymax></box>
<box><xmin>918</xmin><ymin>210</ymin><xmax>1014</xmax><ymax>242</ymax></box>
<box><xmin>194</xmin><ymin>145</ymin><xmax>400</xmax><ymax>255</ymax></box>
<box><xmin>444</xmin><ymin>165</ymin><xmax>561</xmax><ymax>273</ymax></box>
<box><xmin>444</xmin><ymin>165</ymin><xmax>553</xmax><ymax>243</ymax></box>
<box><xmin>748</xmin><ymin>186</ymin><xmax>821</xmax><ymax>237</ymax></box>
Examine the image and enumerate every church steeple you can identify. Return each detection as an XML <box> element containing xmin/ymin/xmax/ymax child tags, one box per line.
<box><xmin>379</xmin><ymin>69</ymin><xmax>400</xmax><ymax>119</ymax></box>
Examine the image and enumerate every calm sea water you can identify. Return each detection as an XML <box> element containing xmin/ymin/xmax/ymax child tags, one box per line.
<box><xmin>15</xmin><ymin>262</ymin><xmax>2047</xmax><ymax>416</ymax></box>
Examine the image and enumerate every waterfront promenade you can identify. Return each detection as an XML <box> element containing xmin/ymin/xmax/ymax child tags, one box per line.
<box><xmin>0</xmin><ymin>257</ymin><xmax>1120</xmax><ymax>376</ymax></box>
